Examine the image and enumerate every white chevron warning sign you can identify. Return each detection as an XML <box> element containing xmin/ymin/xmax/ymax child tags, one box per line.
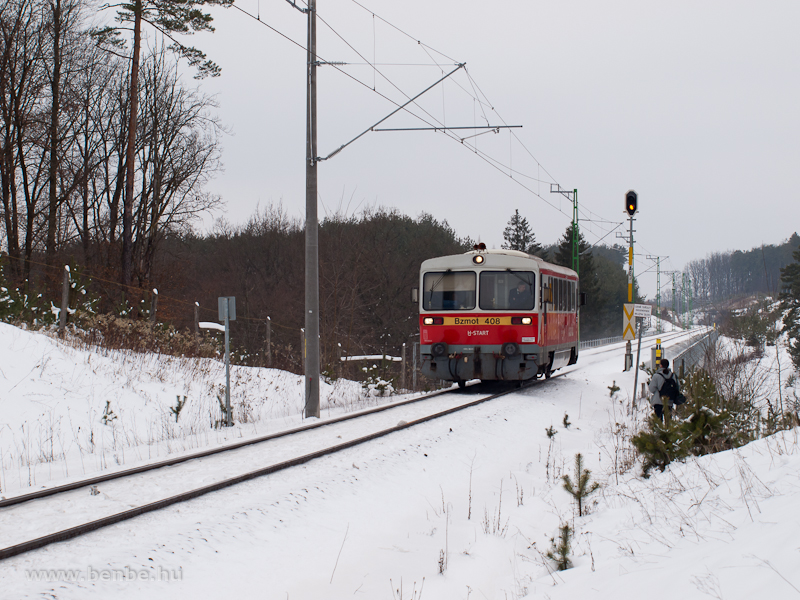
<box><xmin>623</xmin><ymin>304</ymin><xmax>636</xmax><ymax>340</ymax></box>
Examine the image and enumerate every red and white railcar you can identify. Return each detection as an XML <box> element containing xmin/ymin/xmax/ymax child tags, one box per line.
<box><xmin>418</xmin><ymin>247</ymin><xmax>582</xmax><ymax>385</ymax></box>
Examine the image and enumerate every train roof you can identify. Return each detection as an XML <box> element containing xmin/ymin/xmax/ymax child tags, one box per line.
<box><xmin>421</xmin><ymin>249</ymin><xmax>578</xmax><ymax>278</ymax></box>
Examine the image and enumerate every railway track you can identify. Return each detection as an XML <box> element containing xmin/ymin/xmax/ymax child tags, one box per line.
<box><xmin>0</xmin><ymin>327</ymin><xmax>709</xmax><ymax>561</ymax></box>
<box><xmin>0</xmin><ymin>375</ymin><xmax>561</xmax><ymax>560</ymax></box>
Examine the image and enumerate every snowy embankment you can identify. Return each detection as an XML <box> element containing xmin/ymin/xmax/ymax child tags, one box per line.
<box><xmin>0</xmin><ymin>322</ymin><xmax>798</xmax><ymax>599</ymax></box>
<box><xmin>0</xmin><ymin>322</ymin><xmax>379</xmax><ymax>496</ymax></box>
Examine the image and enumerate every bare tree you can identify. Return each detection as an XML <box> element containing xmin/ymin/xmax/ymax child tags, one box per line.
<box><xmin>92</xmin><ymin>0</ymin><xmax>231</xmax><ymax>287</ymax></box>
<box><xmin>131</xmin><ymin>47</ymin><xmax>223</xmax><ymax>283</ymax></box>
<box><xmin>0</xmin><ymin>0</ymin><xmax>49</xmax><ymax>280</ymax></box>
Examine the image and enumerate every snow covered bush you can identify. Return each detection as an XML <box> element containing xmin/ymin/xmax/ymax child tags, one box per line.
<box><xmin>361</xmin><ymin>362</ymin><xmax>396</xmax><ymax>396</ymax></box>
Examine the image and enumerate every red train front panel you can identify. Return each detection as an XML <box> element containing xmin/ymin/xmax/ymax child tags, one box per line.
<box><xmin>420</xmin><ymin>314</ymin><xmax>539</xmax><ymax>347</ymax></box>
<box><xmin>420</xmin><ymin>313</ymin><xmax>542</xmax><ymax>382</ymax></box>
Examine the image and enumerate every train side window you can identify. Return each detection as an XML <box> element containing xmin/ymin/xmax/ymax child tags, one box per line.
<box><xmin>572</xmin><ymin>281</ymin><xmax>576</xmax><ymax>311</ymax></box>
<box><xmin>558</xmin><ymin>278</ymin><xmax>564</xmax><ymax>312</ymax></box>
<box><xmin>556</xmin><ymin>279</ymin><xmax>564</xmax><ymax>312</ymax></box>
<box><xmin>556</xmin><ymin>278</ymin><xmax>561</xmax><ymax>312</ymax></box>
<box><xmin>569</xmin><ymin>281</ymin><xmax>574</xmax><ymax>311</ymax></box>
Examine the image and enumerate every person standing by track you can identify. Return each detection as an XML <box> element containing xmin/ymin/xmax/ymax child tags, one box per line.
<box><xmin>648</xmin><ymin>358</ymin><xmax>680</xmax><ymax>422</ymax></box>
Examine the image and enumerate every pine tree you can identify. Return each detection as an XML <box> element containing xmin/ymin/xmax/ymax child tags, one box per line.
<box><xmin>546</xmin><ymin>523</ymin><xmax>573</xmax><ymax>571</ymax></box>
<box><xmin>502</xmin><ymin>210</ymin><xmax>542</xmax><ymax>256</ymax></box>
<box><xmin>553</xmin><ymin>222</ymin><xmax>593</xmax><ymax>275</ymax></box>
<box><xmin>554</xmin><ymin>223</ymin><xmax>597</xmax><ymax>334</ymax></box>
<box><xmin>561</xmin><ymin>452</ymin><xmax>600</xmax><ymax>517</ymax></box>
<box><xmin>779</xmin><ymin>240</ymin><xmax>800</xmax><ymax>370</ymax></box>
<box><xmin>631</xmin><ymin>418</ymin><xmax>682</xmax><ymax>477</ymax></box>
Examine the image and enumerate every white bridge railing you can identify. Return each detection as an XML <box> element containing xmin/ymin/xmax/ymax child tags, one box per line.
<box><xmin>580</xmin><ymin>336</ymin><xmax>623</xmax><ymax>350</ymax></box>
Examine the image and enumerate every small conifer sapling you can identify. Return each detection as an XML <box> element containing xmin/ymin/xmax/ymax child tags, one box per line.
<box><xmin>562</xmin><ymin>453</ymin><xmax>600</xmax><ymax>517</ymax></box>
<box><xmin>546</xmin><ymin>523</ymin><xmax>573</xmax><ymax>571</ymax></box>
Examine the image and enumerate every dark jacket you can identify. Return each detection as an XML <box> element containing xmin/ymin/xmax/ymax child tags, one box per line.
<box><xmin>508</xmin><ymin>286</ymin><xmax>532</xmax><ymax>309</ymax></box>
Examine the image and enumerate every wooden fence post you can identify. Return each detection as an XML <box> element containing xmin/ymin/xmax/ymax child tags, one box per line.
<box><xmin>266</xmin><ymin>316</ymin><xmax>272</xmax><ymax>367</ymax></box>
<box><xmin>58</xmin><ymin>265</ymin><xmax>69</xmax><ymax>338</ymax></box>
<box><xmin>150</xmin><ymin>289</ymin><xmax>158</xmax><ymax>324</ymax></box>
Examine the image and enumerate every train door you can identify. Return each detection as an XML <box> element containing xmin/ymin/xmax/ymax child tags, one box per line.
<box><xmin>541</xmin><ymin>275</ymin><xmax>549</xmax><ymax>347</ymax></box>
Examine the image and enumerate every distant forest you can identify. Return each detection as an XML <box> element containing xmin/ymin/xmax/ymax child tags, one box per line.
<box><xmin>2</xmin><ymin>198</ymin><xmax>798</xmax><ymax>375</ymax></box>
<box><xmin>665</xmin><ymin>233</ymin><xmax>800</xmax><ymax>307</ymax></box>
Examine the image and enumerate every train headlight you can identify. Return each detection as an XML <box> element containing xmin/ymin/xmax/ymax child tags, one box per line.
<box><xmin>423</xmin><ymin>317</ymin><xmax>444</xmax><ymax>325</ymax></box>
<box><xmin>472</xmin><ymin>255</ymin><xmax>484</xmax><ymax>265</ymax></box>
<box><xmin>423</xmin><ymin>317</ymin><xmax>434</xmax><ymax>325</ymax></box>
<box><xmin>521</xmin><ymin>317</ymin><xmax>532</xmax><ymax>325</ymax></box>
<box><xmin>511</xmin><ymin>316</ymin><xmax>533</xmax><ymax>325</ymax></box>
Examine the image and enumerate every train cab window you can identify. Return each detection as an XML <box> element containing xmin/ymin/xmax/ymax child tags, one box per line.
<box><xmin>479</xmin><ymin>271</ymin><xmax>535</xmax><ymax>310</ymax></box>
<box><xmin>422</xmin><ymin>271</ymin><xmax>476</xmax><ymax>310</ymax></box>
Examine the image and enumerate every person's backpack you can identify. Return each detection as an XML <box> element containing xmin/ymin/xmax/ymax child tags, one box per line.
<box><xmin>660</xmin><ymin>373</ymin><xmax>685</xmax><ymax>404</ymax></box>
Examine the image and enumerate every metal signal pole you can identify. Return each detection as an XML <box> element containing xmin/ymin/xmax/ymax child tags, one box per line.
<box><xmin>647</xmin><ymin>255</ymin><xmax>668</xmax><ymax>333</ymax></box>
<box><xmin>672</xmin><ymin>272</ymin><xmax>678</xmax><ymax>324</ymax></box>
<box><xmin>619</xmin><ymin>190</ymin><xmax>638</xmax><ymax>370</ymax></box>
<box><xmin>549</xmin><ymin>185</ymin><xmax>579</xmax><ymax>274</ymax></box>
<box><xmin>283</xmin><ymin>0</ymin><xmax>496</xmax><ymax>418</ymax></box>
<box><xmin>305</xmin><ymin>0</ymin><xmax>320</xmax><ymax>418</ymax></box>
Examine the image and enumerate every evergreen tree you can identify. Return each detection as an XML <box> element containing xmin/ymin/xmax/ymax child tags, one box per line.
<box><xmin>553</xmin><ymin>222</ymin><xmax>593</xmax><ymax>275</ymax></box>
<box><xmin>553</xmin><ymin>223</ymin><xmax>598</xmax><ymax>336</ymax></box>
<box><xmin>546</xmin><ymin>524</ymin><xmax>573</xmax><ymax>571</ymax></box>
<box><xmin>561</xmin><ymin>452</ymin><xmax>600</xmax><ymax>517</ymax></box>
<box><xmin>780</xmin><ymin>240</ymin><xmax>800</xmax><ymax>370</ymax></box>
<box><xmin>502</xmin><ymin>210</ymin><xmax>542</xmax><ymax>256</ymax></box>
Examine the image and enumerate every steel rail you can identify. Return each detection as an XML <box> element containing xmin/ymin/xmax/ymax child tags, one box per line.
<box><xmin>0</xmin><ymin>377</ymin><xmax>554</xmax><ymax>560</ymax></box>
<box><xmin>8</xmin><ymin>325</ymin><xmax>681</xmax><ymax>510</ymax></box>
<box><xmin>0</xmin><ymin>386</ymin><xmax>460</xmax><ymax>509</ymax></box>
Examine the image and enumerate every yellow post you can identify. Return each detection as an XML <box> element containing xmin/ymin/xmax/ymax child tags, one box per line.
<box><xmin>628</xmin><ymin>246</ymin><xmax>633</xmax><ymax>302</ymax></box>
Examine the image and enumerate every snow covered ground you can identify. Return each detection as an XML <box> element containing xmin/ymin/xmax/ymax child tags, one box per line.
<box><xmin>1</xmin><ymin>322</ymin><xmax>799</xmax><ymax>599</ymax></box>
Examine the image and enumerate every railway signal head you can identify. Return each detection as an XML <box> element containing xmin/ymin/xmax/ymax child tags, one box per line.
<box><xmin>625</xmin><ymin>190</ymin><xmax>638</xmax><ymax>216</ymax></box>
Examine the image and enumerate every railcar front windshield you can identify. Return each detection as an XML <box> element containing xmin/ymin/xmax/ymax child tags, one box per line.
<box><xmin>423</xmin><ymin>271</ymin><xmax>476</xmax><ymax>310</ymax></box>
<box><xmin>479</xmin><ymin>271</ymin><xmax>535</xmax><ymax>310</ymax></box>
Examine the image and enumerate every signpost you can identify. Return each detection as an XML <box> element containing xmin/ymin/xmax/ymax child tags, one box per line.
<box><xmin>623</xmin><ymin>303</ymin><xmax>651</xmax><ymax>371</ymax></box>
<box><xmin>628</xmin><ymin>303</ymin><xmax>651</xmax><ymax>402</ymax></box>
<box><xmin>218</xmin><ymin>297</ymin><xmax>236</xmax><ymax>427</ymax></box>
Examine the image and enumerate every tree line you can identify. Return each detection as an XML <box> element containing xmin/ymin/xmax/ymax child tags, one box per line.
<box><xmin>138</xmin><ymin>206</ymin><xmax>471</xmax><ymax>376</ymax></box>
<box><xmin>1</xmin><ymin>0</ymin><xmax>225</xmax><ymax>292</ymax></box>
<box><xmin>676</xmin><ymin>233</ymin><xmax>799</xmax><ymax>306</ymax></box>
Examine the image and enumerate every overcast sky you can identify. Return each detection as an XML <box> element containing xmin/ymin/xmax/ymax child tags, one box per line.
<box><xmin>178</xmin><ymin>0</ymin><xmax>799</xmax><ymax>298</ymax></box>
